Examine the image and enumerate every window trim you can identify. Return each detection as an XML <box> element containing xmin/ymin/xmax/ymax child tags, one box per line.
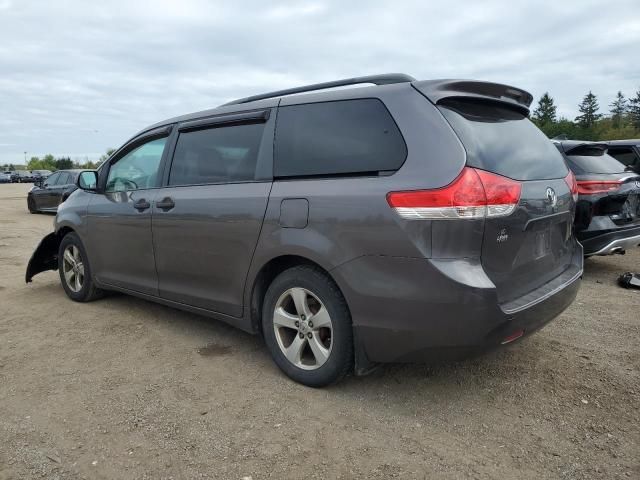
<box><xmin>161</xmin><ymin>108</ymin><xmax>275</xmax><ymax>188</ymax></box>
<box><xmin>273</xmin><ymin>97</ymin><xmax>408</xmax><ymax>180</ymax></box>
<box><xmin>178</xmin><ymin>109</ymin><xmax>270</xmax><ymax>133</ymax></box>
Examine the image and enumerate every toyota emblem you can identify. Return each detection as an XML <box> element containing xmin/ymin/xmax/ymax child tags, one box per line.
<box><xmin>546</xmin><ymin>187</ymin><xmax>557</xmax><ymax>208</ymax></box>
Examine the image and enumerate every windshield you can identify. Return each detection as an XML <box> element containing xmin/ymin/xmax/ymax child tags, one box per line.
<box><xmin>438</xmin><ymin>100</ymin><xmax>568</xmax><ymax>181</ymax></box>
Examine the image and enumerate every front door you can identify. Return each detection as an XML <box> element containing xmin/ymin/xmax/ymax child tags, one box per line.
<box><xmin>152</xmin><ymin>116</ymin><xmax>272</xmax><ymax>317</ymax></box>
<box><xmin>87</xmin><ymin>134</ymin><xmax>169</xmax><ymax>295</ymax></box>
<box><xmin>40</xmin><ymin>172</ymin><xmax>62</xmax><ymax>209</ymax></box>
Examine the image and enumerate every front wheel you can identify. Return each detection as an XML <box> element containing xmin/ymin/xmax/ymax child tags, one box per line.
<box><xmin>27</xmin><ymin>196</ymin><xmax>37</xmax><ymax>214</ymax></box>
<box><xmin>262</xmin><ymin>266</ymin><xmax>353</xmax><ymax>387</ymax></box>
<box><xmin>58</xmin><ymin>233</ymin><xmax>103</xmax><ymax>302</ymax></box>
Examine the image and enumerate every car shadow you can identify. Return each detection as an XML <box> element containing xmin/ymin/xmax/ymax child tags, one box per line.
<box><xmin>25</xmin><ymin>280</ymin><xmax>570</xmax><ymax>404</ymax></box>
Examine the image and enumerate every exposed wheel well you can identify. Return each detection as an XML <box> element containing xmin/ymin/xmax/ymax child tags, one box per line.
<box><xmin>249</xmin><ymin>255</ymin><xmax>343</xmax><ymax>336</ymax></box>
<box><xmin>57</xmin><ymin>226</ymin><xmax>75</xmax><ymax>239</ymax></box>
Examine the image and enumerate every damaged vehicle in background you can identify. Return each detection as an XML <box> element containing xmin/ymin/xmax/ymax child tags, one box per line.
<box><xmin>26</xmin><ymin>74</ymin><xmax>583</xmax><ymax>387</ymax></box>
<box><xmin>554</xmin><ymin>140</ymin><xmax>640</xmax><ymax>256</ymax></box>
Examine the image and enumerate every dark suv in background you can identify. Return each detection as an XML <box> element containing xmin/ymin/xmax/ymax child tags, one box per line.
<box><xmin>554</xmin><ymin>140</ymin><xmax>640</xmax><ymax>256</ymax></box>
<box><xmin>27</xmin><ymin>74</ymin><xmax>582</xmax><ymax>386</ymax></box>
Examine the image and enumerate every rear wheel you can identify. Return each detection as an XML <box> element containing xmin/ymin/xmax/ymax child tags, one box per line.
<box><xmin>262</xmin><ymin>266</ymin><xmax>353</xmax><ymax>387</ymax></box>
<box><xmin>58</xmin><ymin>233</ymin><xmax>103</xmax><ymax>302</ymax></box>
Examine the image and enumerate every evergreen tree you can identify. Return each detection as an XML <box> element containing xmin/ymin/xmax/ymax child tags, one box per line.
<box><xmin>532</xmin><ymin>92</ymin><xmax>557</xmax><ymax>126</ymax></box>
<box><xmin>575</xmin><ymin>91</ymin><xmax>603</xmax><ymax>129</ymax></box>
<box><xmin>609</xmin><ymin>91</ymin><xmax>627</xmax><ymax>128</ymax></box>
<box><xmin>629</xmin><ymin>89</ymin><xmax>640</xmax><ymax>130</ymax></box>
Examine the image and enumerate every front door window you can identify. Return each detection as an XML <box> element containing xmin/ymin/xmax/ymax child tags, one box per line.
<box><xmin>106</xmin><ymin>137</ymin><xmax>167</xmax><ymax>192</ymax></box>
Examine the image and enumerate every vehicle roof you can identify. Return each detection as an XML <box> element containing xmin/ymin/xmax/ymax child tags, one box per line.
<box><xmin>604</xmin><ymin>139</ymin><xmax>640</xmax><ymax>147</ymax></box>
<box><xmin>130</xmin><ymin>74</ymin><xmax>533</xmax><ymax>144</ymax></box>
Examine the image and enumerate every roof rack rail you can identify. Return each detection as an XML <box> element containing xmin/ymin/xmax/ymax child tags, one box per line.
<box><xmin>221</xmin><ymin>73</ymin><xmax>416</xmax><ymax>106</ymax></box>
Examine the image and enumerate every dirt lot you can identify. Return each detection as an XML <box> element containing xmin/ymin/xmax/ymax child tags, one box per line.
<box><xmin>0</xmin><ymin>182</ymin><xmax>638</xmax><ymax>479</ymax></box>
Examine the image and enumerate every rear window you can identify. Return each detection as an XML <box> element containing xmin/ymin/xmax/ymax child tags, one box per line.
<box><xmin>274</xmin><ymin>99</ymin><xmax>407</xmax><ymax>178</ymax></box>
<box><xmin>565</xmin><ymin>153</ymin><xmax>627</xmax><ymax>174</ymax></box>
<box><xmin>607</xmin><ymin>147</ymin><xmax>639</xmax><ymax>167</ymax></box>
<box><xmin>439</xmin><ymin>100</ymin><xmax>568</xmax><ymax>181</ymax></box>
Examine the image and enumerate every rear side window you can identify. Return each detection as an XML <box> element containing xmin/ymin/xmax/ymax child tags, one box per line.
<box><xmin>565</xmin><ymin>153</ymin><xmax>627</xmax><ymax>174</ymax></box>
<box><xmin>439</xmin><ymin>100</ymin><xmax>568</xmax><ymax>181</ymax></box>
<box><xmin>169</xmin><ymin>123</ymin><xmax>265</xmax><ymax>186</ymax></box>
<box><xmin>274</xmin><ymin>99</ymin><xmax>406</xmax><ymax>178</ymax></box>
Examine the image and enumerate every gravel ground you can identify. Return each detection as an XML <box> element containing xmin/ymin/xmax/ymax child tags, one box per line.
<box><xmin>0</xmin><ymin>182</ymin><xmax>639</xmax><ymax>479</ymax></box>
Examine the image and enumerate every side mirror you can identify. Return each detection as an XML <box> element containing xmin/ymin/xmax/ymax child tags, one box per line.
<box><xmin>34</xmin><ymin>178</ymin><xmax>44</xmax><ymax>188</ymax></box>
<box><xmin>77</xmin><ymin>171</ymin><xmax>99</xmax><ymax>191</ymax></box>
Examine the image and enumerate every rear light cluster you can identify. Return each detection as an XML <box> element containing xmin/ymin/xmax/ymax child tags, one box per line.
<box><xmin>564</xmin><ymin>170</ymin><xmax>579</xmax><ymax>202</ymax></box>
<box><xmin>387</xmin><ymin>167</ymin><xmax>521</xmax><ymax>220</ymax></box>
<box><xmin>575</xmin><ymin>180</ymin><xmax>622</xmax><ymax>195</ymax></box>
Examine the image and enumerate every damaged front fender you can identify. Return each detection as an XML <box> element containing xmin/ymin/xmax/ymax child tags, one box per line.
<box><xmin>25</xmin><ymin>232</ymin><xmax>61</xmax><ymax>283</ymax></box>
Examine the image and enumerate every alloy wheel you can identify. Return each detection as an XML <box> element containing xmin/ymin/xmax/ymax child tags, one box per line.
<box><xmin>62</xmin><ymin>245</ymin><xmax>84</xmax><ymax>293</ymax></box>
<box><xmin>273</xmin><ymin>287</ymin><xmax>333</xmax><ymax>370</ymax></box>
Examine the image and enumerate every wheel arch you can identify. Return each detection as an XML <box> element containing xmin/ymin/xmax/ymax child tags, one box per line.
<box><xmin>248</xmin><ymin>254</ymin><xmax>349</xmax><ymax>337</ymax></box>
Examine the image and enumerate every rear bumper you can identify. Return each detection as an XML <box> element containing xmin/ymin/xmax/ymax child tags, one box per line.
<box><xmin>332</xmin><ymin>247</ymin><xmax>583</xmax><ymax>366</ymax></box>
<box><xmin>578</xmin><ymin>225</ymin><xmax>640</xmax><ymax>256</ymax></box>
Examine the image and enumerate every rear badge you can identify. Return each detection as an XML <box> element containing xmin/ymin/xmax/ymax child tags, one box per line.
<box><xmin>546</xmin><ymin>187</ymin><xmax>557</xmax><ymax>208</ymax></box>
<box><xmin>497</xmin><ymin>228</ymin><xmax>509</xmax><ymax>243</ymax></box>
<box><xmin>635</xmin><ymin>180</ymin><xmax>640</xmax><ymax>189</ymax></box>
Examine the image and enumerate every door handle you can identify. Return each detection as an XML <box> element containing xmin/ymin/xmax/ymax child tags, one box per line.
<box><xmin>156</xmin><ymin>197</ymin><xmax>175</xmax><ymax>211</ymax></box>
<box><xmin>134</xmin><ymin>199</ymin><xmax>151</xmax><ymax>212</ymax></box>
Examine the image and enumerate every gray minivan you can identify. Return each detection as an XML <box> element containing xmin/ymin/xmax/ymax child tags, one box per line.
<box><xmin>26</xmin><ymin>74</ymin><xmax>583</xmax><ymax>386</ymax></box>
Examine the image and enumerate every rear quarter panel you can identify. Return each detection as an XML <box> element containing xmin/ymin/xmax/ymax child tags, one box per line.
<box><xmin>243</xmin><ymin>85</ymin><xmax>467</xmax><ymax>318</ymax></box>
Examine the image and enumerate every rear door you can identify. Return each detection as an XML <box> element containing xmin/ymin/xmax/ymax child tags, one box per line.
<box><xmin>151</xmin><ymin>110</ymin><xmax>274</xmax><ymax>317</ymax></box>
<box><xmin>439</xmin><ymin>100</ymin><xmax>576</xmax><ymax>304</ymax></box>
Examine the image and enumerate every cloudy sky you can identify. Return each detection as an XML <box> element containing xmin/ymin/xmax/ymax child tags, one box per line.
<box><xmin>1</xmin><ymin>0</ymin><xmax>639</xmax><ymax>164</ymax></box>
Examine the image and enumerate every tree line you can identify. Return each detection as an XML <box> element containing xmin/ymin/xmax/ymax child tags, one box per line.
<box><xmin>531</xmin><ymin>89</ymin><xmax>640</xmax><ymax>141</ymax></box>
<box><xmin>1</xmin><ymin>148</ymin><xmax>115</xmax><ymax>172</ymax></box>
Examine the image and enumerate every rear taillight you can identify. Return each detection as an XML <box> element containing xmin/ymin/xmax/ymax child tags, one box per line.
<box><xmin>576</xmin><ymin>180</ymin><xmax>622</xmax><ymax>195</ymax></box>
<box><xmin>564</xmin><ymin>170</ymin><xmax>579</xmax><ymax>202</ymax></box>
<box><xmin>386</xmin><ymin>167</ymin><xmax>521</xmax><ymax>220</ymax></box>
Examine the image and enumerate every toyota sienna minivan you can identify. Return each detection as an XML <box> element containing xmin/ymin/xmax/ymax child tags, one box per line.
<box><xmin>26</xmin><ymin>74</ymin><xmax>583</xmax><ymax>386</ymax></box>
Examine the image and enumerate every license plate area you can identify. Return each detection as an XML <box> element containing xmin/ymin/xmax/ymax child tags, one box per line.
<box><xmin>534</xmin><ymin>229</ymin><xmax>551</xmax><ymax>258</ymax></box>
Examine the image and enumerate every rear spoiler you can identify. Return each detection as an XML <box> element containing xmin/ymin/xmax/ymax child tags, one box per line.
<box><xmin>563</xmin><ymin>143</ymin><xmax>608</xmax><ymax>156</ymax></box>
<box><xmin>413</xmin><ymin>79</ymin><xmax>533</xmax><ymax>115</ymax></box>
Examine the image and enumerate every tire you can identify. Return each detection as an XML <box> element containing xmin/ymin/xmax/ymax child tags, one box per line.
<box><xmin>262</xmin><ymin>265</ymin><xmax>353</xmax><ymax>387</ymax></box>
<box><xmin>58</xmin><ymin>232</ymin><xmax>103</xmax><ymax>302</ymax></box>
<box><xmin>27</xmin><ymin>196</ymin><xmax>37</xmax><ymax>214</ymax></box>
